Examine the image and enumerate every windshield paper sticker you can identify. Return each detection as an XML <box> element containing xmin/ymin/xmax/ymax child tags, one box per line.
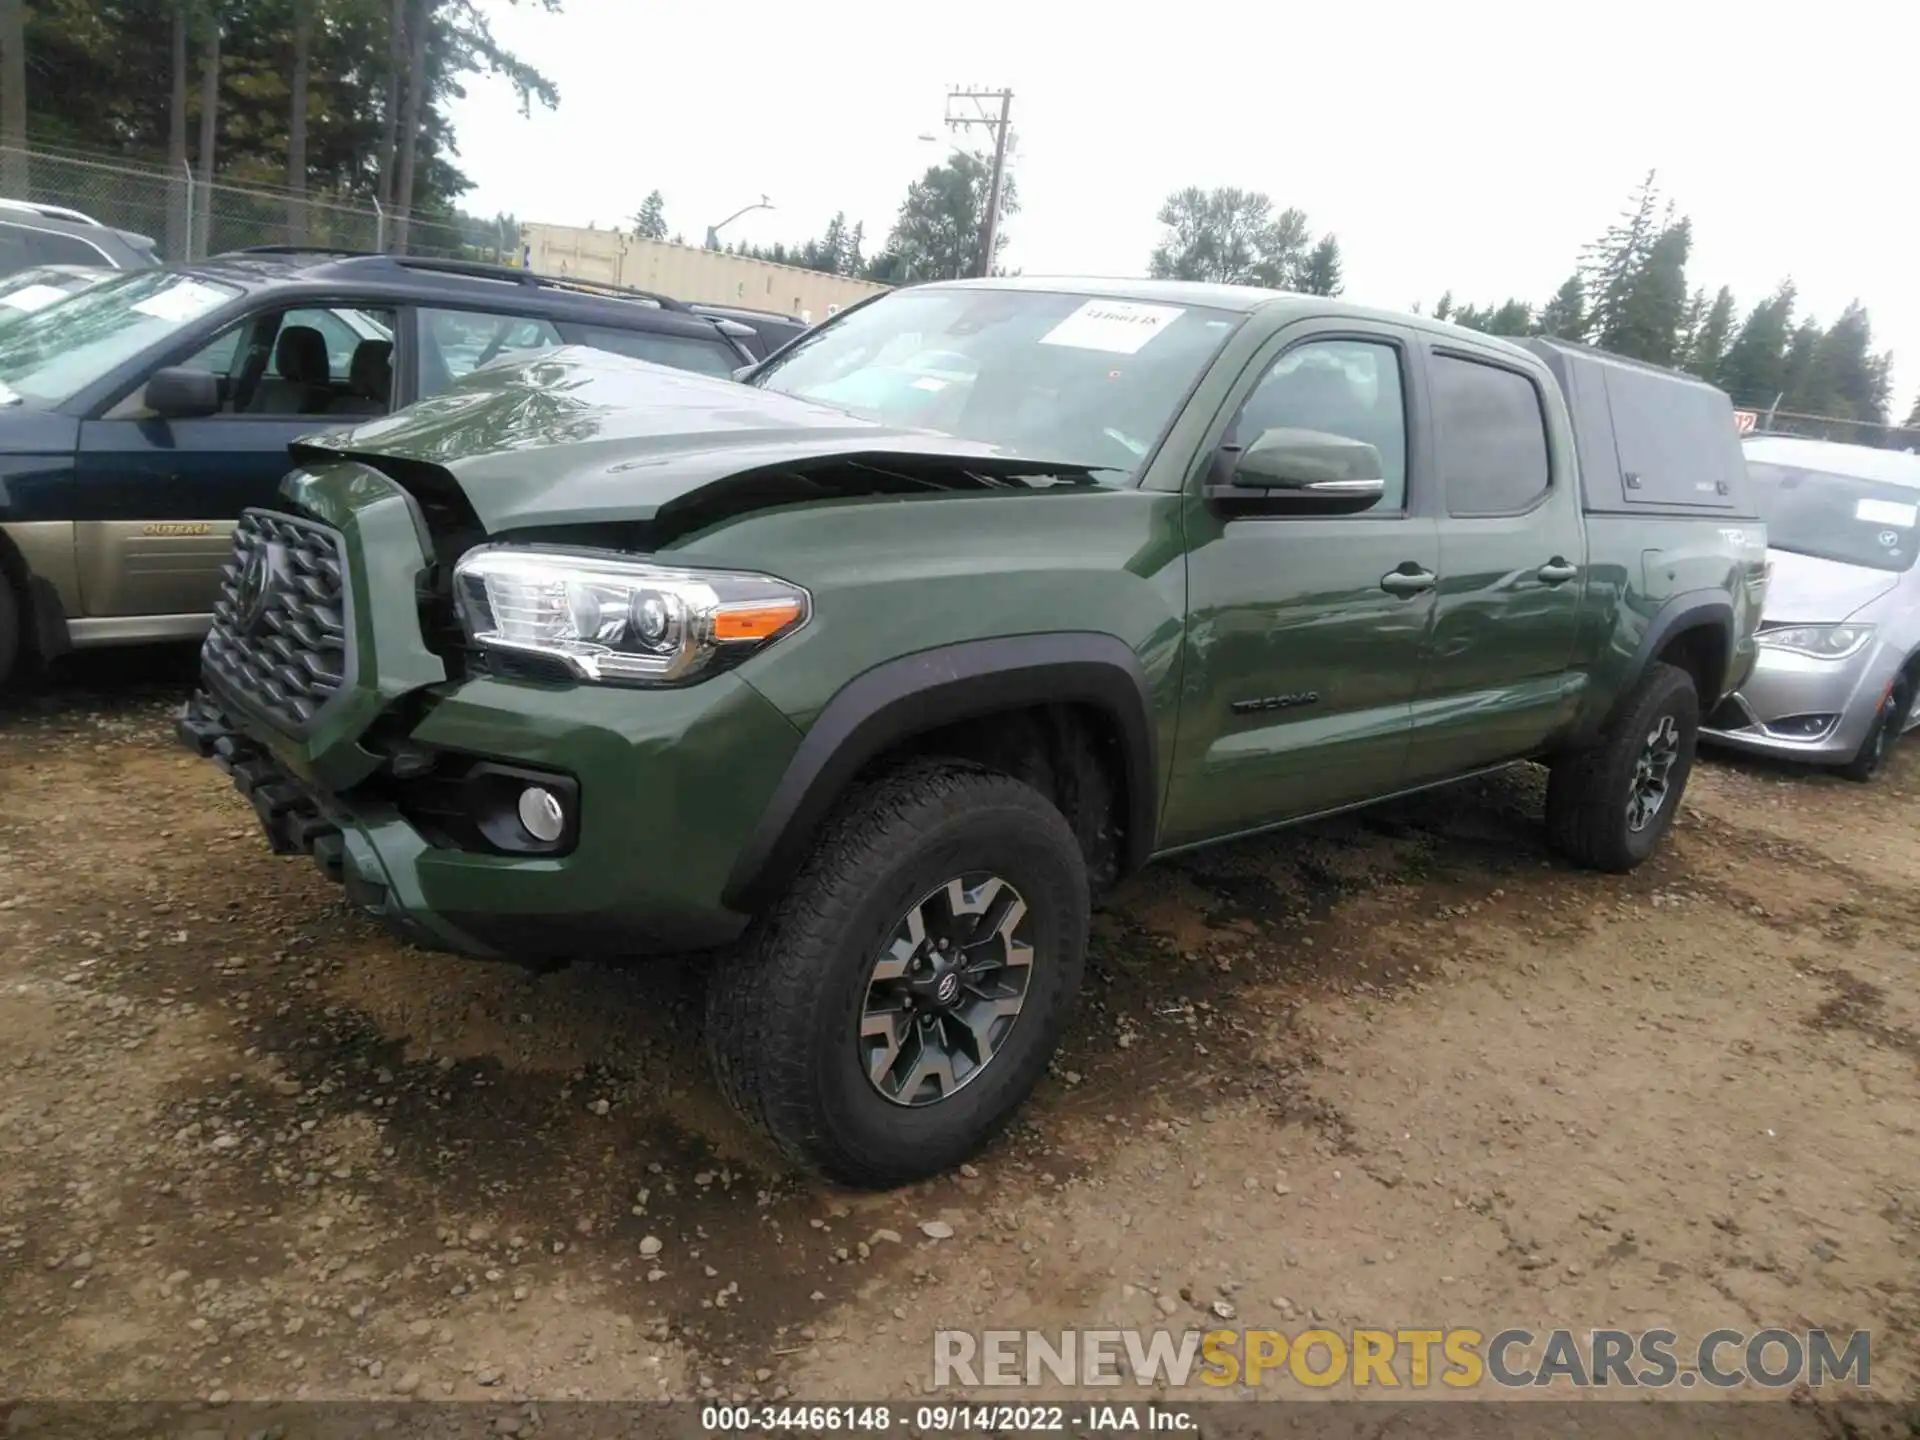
<box><xmin>1855</xmin><ymin>497</ymin><xmax>1917</xmax><ymax>528</ymax></box>
<box><xmin>1</xmin><ymin>283</ymin><xmax>69</xmax><ymax>312</ymax></box>
<box><xmin>132</xmin><ymin>279</ymin><xmax>230</xmax><ymax>324</ymax></box>
<box><xmin>1040</xmin><ymin>300</ymin><xmax>1185</xmax><ymax>355</ymax></box>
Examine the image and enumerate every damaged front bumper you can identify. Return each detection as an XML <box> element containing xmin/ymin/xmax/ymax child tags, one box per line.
<box><xmin>178</xmin><ymin>663</ymin><xmax>804</xmax><ymax>963</ymax></box>
<box><xmin>177</xmin><ymin>688</ymin><xmax>512</xmax><ymax>958</ymax></box>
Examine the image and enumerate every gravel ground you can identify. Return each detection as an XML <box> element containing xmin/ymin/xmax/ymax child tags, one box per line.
<box><xmin>2</xmin><ymin>646</ymin><xmax>1916</xmax><ymax>1427</ymax></box>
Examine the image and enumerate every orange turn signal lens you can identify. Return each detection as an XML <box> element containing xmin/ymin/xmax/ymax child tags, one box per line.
<box><xmin>713</xmin><ymin>600</ymin><xmax>804</xmax><ymax>642</ymax></box>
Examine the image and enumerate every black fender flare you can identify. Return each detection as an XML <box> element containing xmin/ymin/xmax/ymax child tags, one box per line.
<box><xmin>723</xmin><ymin>633</ymin><xmax>1160</xmax><ymax>913</ymax></box>
<box><xmin>1597</xmin><ymin>590</ymin><xmax>1735</xmax><ymax>736</ymax></box>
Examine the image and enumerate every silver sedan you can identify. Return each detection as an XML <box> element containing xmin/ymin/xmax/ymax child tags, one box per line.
<box><xmin>1702</xmin><ymin>436</ymin><xmax>1919</xmax><ymax>781</ymax></box>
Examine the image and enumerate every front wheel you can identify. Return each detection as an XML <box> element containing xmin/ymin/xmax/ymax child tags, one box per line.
<box><xmin>1840</xmin><ymin>675</ymin><xmax>1912</xmax><ymax>783</ymax></box>
<box><xmin>705</xmin><ymin>760</ymin><xmax>1089</xmax><ymax>1187</ymax></box>
<box><xmin>1546</xmin><ymin>661</ymin><xmax>1700</xmax><ymax>873</ymax></box>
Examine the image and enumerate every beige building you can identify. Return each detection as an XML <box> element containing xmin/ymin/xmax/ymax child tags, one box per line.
<box><xmin>520</xmin><ymin>223</ymin><xmax>889</xmax><ymax>323</ymax></box>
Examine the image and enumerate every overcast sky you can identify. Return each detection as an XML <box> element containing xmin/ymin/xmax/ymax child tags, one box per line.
<box><xmin>450</xmin><ymin>0</ymin><xmax>1918</xmax><ymax>418</ymax></box>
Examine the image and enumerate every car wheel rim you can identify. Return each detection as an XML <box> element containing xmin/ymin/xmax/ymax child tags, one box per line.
<box><xmin>1627</xmin><ymin>713</ymin><xmax>1681</xmax><ymax>834</ymax></box>
<box><xmin>859</xmin><ymin>872</ymin><xmax>1035</xmax><ymax>1108</ymax></box>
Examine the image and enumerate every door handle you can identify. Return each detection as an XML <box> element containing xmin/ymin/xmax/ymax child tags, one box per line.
<box><xmin>1380</xmin><ymin>566</ymin><xmax>1437</xmax><ymax>597</ymax></box>
<box><xmin>1536</xmin><ymin>560</ymin><xmax>1579</xmax><ymax>585</ymax></box>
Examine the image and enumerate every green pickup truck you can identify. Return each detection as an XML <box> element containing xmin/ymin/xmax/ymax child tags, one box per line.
<box><xmin>178</xmin><ymin>279</ymin><xmax>1768</xmax><ymax>1185</ymax></box>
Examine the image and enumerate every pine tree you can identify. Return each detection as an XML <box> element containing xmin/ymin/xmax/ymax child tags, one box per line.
<box><xmin>1717</xmin><ymin>281</ymin><xmax>1797</xmax><ymax>405</ymax></box>
<box><xmin>1906</xmin><ymin>393</ymin><xmax>1920</xmax><ymax>430</ymax></box>
<box><xmin>818</xmin><ymin>212</ymin><xmax>850</xmax><ymax>275</ymax></box>
<box><xmin>1599</xmin><ymin>214</ymin><xmax>1690</xmax><ymax>364</ymax></box>
<box><xmin>1432</xmin><ymin>290</ymin><xmax>1454</xmax><ymax>321</ymax></box>
<box><xmin>1582</xmin><ymin>171</ymin><xmax>1662</xmax><ymax>349</ymax></box>
<box><xmin>1676</xmin><ymin>288</ymin><xmax>1706</xmax><ymax>363</ymax></box>
<box><xmin>1780</xmin><ymin>318</ymin><xmax>1822</xmax><ymax>412</ymax></box>
<box><xmin>1536</xmin><ymin>275</ymin><xmax>1585</xmax><ymax>339</ymax></box>
<box><xmin>1797</xmin><ymin>303</ymin><xmax>1892</xmax><ymax>424</ymax></box>
<box><xmin>1685</xmin><ymin>286</ymin><xmax>1736</xmax><ymax>382</ymax></box>
<box><xmin>1452</xmin><ymin>299</ymin><xmax>1531</xmax><ymax>335</ymax></box>
<box><xmin>1485</xmin><ymin>299</ymin><xmax>1533</xmax><ymax>336</ymax></box>
<box><xmin>632</xmin><ymin>190</ymin><xmax>668</xmax><ymax>241</ymax></box>
<box><xmin>1297</xmin><ymin>235</ymin><xmax>1343</xmax><ymax>296</ymax></box>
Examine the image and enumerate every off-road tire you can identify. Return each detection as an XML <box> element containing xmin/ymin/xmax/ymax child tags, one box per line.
<box><xmin>0</xmin><ymin>575</ymin><xmax>20</xmax><ymax>692</ymax></box>
<box><xmin>705</xmin><ymin>760</ymin><xmax>1089</xmax><ymax>1187</ymax></box>
<box><xmin>1840</xmin><ymin>675</ymin><xmax>1912</xmax><ymax>783</ymax></box>
<box><xmin>1546</xmin><ymin>661</ymin><xmax>1700</xmax><ymax>873</ymax></box>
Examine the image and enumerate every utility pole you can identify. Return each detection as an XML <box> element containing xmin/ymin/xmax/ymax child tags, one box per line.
<box><xmin>942</xmin><ymin>86</ymin><xmax>1013</xmax><ymax>279</ymax></box>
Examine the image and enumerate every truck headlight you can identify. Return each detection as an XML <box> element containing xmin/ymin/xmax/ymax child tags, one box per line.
<box><xmin>1756</xmin><ymin>623</ymin><xmax>1873</xmax><ymax>660</ymax></box>
<box><xmin>453</xmin><ymin>547</ymin><xmax>810</xmax><ymax>684</ymax></box>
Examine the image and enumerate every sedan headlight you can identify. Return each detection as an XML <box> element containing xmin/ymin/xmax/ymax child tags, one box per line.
<box><xmin>1756</xmin><ymin>623</ymin><xmax>1874</xmax><ymax>660</ymax></box>
<box><xmin>453</xmin><ymin>547</ymin><xmax>810</xmax><ymax>684</ymax></box>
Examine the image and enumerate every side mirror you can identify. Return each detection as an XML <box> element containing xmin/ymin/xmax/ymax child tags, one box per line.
<box><xmin>145</xmin><ymin>366</ymin><xmax>220</xmax><ymax>419</ymax></box>
<box><xmin>1207</xmin><ymin>427</ymin><xmax>1386</xmax><ymax>515</ymax></box>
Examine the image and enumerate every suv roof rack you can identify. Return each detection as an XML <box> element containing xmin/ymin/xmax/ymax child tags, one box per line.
<box><xmin>386</xmin><ymin>255</ymin><xmax>693</xmax><ymax>312</ymax></box>
<box><xmin>0</xmin><ymin>197</ymin><xmax>106</xmax><ymax>226</ymax></box>
<box><xmin>691</xmin><ymin>302</ymin><xmax>806</xmax><ymax>323</ymax></box>
<box><xmin>218</xmin><ymin>246</ymin><xmax>707</xmax><ymax>320</ymax></box>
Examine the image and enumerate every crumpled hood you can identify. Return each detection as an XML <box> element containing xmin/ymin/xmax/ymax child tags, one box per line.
<box><xmin>293</xmin><ymin>345</ymin><xmax>1088</xmax><ymax>534</ymax></box>
<box><xmin>1762</xmin><ymin>546</ymin><xmax>1901</xmax><ymax>624</ymax></box>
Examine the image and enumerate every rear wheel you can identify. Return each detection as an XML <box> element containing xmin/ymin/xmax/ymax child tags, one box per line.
<box><xmin>1840</xmin><ymin>675</ymin><xmax>1912</xmax><ymax>783</ymax></box>
<box><xmin>1546</xmin><ymin>662</ymin><xmax>1700</xmax><ymax>873</ymax></box>
<box><xmin>706</xmin><ymin>760</ymin><xmax>1089</xmax><ymax>1187</ymax></box>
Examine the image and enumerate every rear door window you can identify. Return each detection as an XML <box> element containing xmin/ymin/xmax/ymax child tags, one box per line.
<box><xmin>560</xmin><ymin>323</ymin><xmax>740</xmax><ymax>377</ymax></box>
<box><xmin>1430</xmin><ymin>353</ymin><xmax>1553</xmax><ymax>516</ymax></box>
<box><xmin>417</xmin><ymin>308</ymin><xmax>562</xmax><ymax>396</ymax></box>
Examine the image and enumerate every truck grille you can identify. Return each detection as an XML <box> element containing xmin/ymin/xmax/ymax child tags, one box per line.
<box><xmin>203</xmin><ymin>508</ymin><xmax>350</xmax><ymax>730</ymax></box>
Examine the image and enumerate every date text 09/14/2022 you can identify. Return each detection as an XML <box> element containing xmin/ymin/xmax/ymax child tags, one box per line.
<box><xmin>700</xmin><ymin>1404</ymin><xmax>1195</xmax><ymax>1432</ymax></box>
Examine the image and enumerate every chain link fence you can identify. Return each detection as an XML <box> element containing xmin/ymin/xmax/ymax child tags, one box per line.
<box><xmin>0</xmin><ymin>141</ymin><xmax>489</xmax><ymax>263</ymax></box>
<box><xmin>1736</xmin><ymin>402</ymin><xmax>1920</xmax><ymax>455</ymax></box>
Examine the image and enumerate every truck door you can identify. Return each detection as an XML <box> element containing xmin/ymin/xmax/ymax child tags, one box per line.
<box><xmin>71</xmin><ymin>305</ymin><xmax>395</xmax><ymax>619</ymax></box>
<box><xmin>1402</xmin><ymin>342</ymin><xmax>1587</xmax><ymax>783</ymax></box>
<box><xmin>1162</xmin><ymin>324</ymin><xmax>1440</xmax><ymax>846</ymax></box>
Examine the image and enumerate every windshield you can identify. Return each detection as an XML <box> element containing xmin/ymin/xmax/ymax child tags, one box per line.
<box><xmin>0</xmin><ymin>269</ymin><xmax>240</xmax><ymax>407</ymax></box>
<box><xmin>0</xmin><ymin>267</ymin><xmax>102</xmax><ymax>332</ymax></box>
<box><xmin>749</xmin><ymin>287</ymin><xmax>1242</xmax><ymax>482</ymax></box>
<box><xmin>1749</xmin><ymin>461</ymin><xmax>1919</xmax><ymax>573</ymax></box>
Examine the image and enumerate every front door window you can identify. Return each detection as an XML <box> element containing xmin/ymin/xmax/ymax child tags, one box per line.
<box><xmin>167</xmin><ymin>306</ymin><xmax>397</xmax><ymax>418</ymax></box>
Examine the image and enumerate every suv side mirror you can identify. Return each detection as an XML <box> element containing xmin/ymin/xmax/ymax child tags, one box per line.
<box><xmin>145</xmin><ymin>366</ymin><xmax>221</xmax><ymax>419</ymax></box>
<box><xmin>1207</xmin><ymin>427</ymin><xmax>1386</xmax><ymax>515</ymax></box>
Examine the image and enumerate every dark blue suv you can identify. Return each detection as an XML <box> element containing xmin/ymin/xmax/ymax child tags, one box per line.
<box><xmin>0</xmin><ymin>248</ymin><xmax>758</xmax><ymax>687</ymax></box>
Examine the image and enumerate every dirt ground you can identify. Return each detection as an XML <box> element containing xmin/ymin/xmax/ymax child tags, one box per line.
<box><xmin>2</xmin><ymin>648</ymin><xmax>1916</xmax><ymax>1427</ymax></box>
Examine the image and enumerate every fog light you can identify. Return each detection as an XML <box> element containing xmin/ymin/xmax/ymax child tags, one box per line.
<box><xmin>1763</xmin><ymin>713</ymin><xmax>1838</xmax><ymax>740</ymax></box>
<box><xmin>516</xmin><ymin>785</ymin><xmax>566</xmax><ymax>843</ymax></box>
